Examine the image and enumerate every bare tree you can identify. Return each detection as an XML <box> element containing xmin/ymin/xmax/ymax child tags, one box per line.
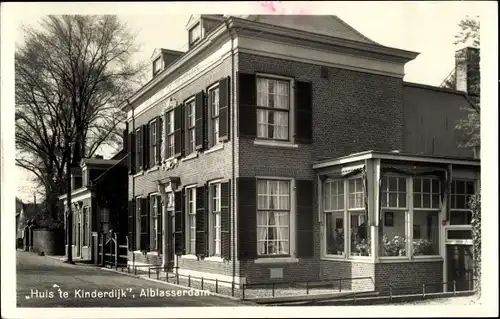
<box><xmin>16</xmin><ymin>15</ymin><xmax>147</xmax><ymax>220</ymax></box>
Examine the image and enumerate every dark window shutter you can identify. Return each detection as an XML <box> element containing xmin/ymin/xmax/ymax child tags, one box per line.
<box><xmin>238</xmin><ymin>72</ymin><xmax>257</xmax><ymax>137</ymax></box>
<box><xmin>136</xmin><ymin>128</ymin><xmax>143</xmax><ymax>171</ymax></box>
<box><xmin>156</xmin><ymin>117</ymin><xmax>162</xmax><ymax>165</ymax></box>
<box><xmin>221</xmin><ymin>180</ymin><xmax>231</xmax><ymax>260</ymax></box>
<box><xmin>219</xmin><ymin>76</ymin><xmax>230</xmax><ymax>142</ymax></box>
<box><xmin>128</xmin><ymin>200</ymin><xmax>136</xmax><ymax>250</ymax></box>
<box><xmin>142</xmin><ymin>124</ymin><xmax>149</xmax><ymax>170</ymax></box>
<box><xmin>204</xmin><ymin>93</ymin><xmax>210</xmax><ymax>148</ymax></box>
<box><xmin>139</xmin><ymin>197</ymin><xmax>148</xmax><ymax>251</ymax></box>
<box><xmin>174</xmin><ymin>190</ymin><xmax>185</xmax><ymax>255</ymax></box>
<box><xmin>174</xmin><ymin>105</ymin><xmax>184</xmax><ymax>158</ymax></box>
<box><xmin>127</xmin><ymin>132</ymin><xmax>136</xmax><ymax>174</ymax></box>
<box><xmin>295</xmin><ymin>81</ymin><xmax>313</xmax><ymax>144</ymax></box>
<box><xmin>296</xmin><ymin>179</ymin><xmax>314</xmax><ymax>257</ymax></box>
<box><xmin>195</xmin><ymin>91</ymin><xmax>205</xmax><ymax>151</ymax></box>
<box><xmin>157</xmin><ymin>195</ymin><xmax>162</xmax><ymax>252</ymax></box>
<box><xmin>238</xmin><ymin>177</ymin><xmax>257</xmax><ymax>259</ymax></box>
<box><xmin>195</xmin><ymin>185</ymin><xmax>207</xmax><ymax>257</ymax></box>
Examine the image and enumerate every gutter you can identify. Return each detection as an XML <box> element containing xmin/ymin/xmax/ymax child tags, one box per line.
<box><xmin>223</xmin><ymin>17</ymin><xmax>237</xmax><ymax>287</ymax></box>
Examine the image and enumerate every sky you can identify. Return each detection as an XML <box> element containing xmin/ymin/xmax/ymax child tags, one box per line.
<box><xmin>4</xmin><ymin>1</ymin><xmax>494</xmax><ymax>203</ymax></box>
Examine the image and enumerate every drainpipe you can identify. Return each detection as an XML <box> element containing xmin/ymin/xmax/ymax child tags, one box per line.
<box><xmin>128</xmin><ymin>99</ymin><xmax>136</xmax><ymax>269</ymax></box>
<box><xmin>223</xmin><ymin>17</ymin><xmax>237</xmax><ymax>287</ymax></box>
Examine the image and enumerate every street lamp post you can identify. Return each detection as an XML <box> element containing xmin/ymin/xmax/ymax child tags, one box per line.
<box><xmin>64</xmin><ymin>134</ymin><xmax>74</xmax><ymax>264</ymax></box>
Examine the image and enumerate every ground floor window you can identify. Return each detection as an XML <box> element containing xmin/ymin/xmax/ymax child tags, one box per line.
<box><xmin>379</xmin><ymin>210</ymin><xmax>408</xmax><ymax>257</ymax></box>
<box><xmin>349</xmin><ymin>211</ymin><xmax>371</xmax><ymax>256</ymax></box>
<box><xmin>412</xmin><ymin>210</ymin><xmax>439</xmax><ymax>256</ymax></box>
<box><xmin>257</xmin><ymin>179</ymin><xmax>290</xmax><ymax>256</ymax></box>
<box><xmin>325</xmin><ymin>212</ymin><xmax>344</xmax><ymax>255</ymax></box>
<box><xmin>185</xmin><ymin>187</ymin><xmax>196</xmax><ymax>255</ymax></box>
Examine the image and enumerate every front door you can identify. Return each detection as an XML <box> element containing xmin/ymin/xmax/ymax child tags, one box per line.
<box><xmin>167</xmin><ymin>211</ymin><xmax>175</xmax><ymax>268</ymax></box>
<box><xmin>446</xmin><ymin>245</ymin><xmax>474</xmax><ymax>291</ymax></box>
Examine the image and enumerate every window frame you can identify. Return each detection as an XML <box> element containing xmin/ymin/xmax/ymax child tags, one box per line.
<box><xmin>322</xmin><ymin>179</ymin><xmax>346</xmax><ymax>258</ymax></box>
<box><xmin>149</xmin><ymin>119</ymin><xmax>158</xmax><ymax>168</ymax></box>
<box><xmin>185</xmin><ymin>98</ymin><xmax>196</xmax><ymax>155</ymax></box>
<box><xmin>153</xmin><ymin>57</ymin><xmax>162</xmax><ymax>76</ymax></box>
<box><xmin>208</xmin><ymin>84</ymin><xmax>220</xmax><ymax>147</ymax></box>
<box><xmin>256</xmin><ymin>178</ymin><xmax>292</xmax><ymax>257</ymax></box>
<box><xmin>185</xmin><ymin>186</ymin><xmax>197</xmax><ymax>255</ymax></box>
<box><xmin>449</xmin><ymin>179</ymin><xmax>476</xmax><ymax>225</ymax></box>
<box><xmin>379</xmin><ymin>175</ymin><xmax>410</xmax><ymax>260</ymax></box>
<box><xmin>255</xmin><ymin>74</ymin><xmax>293</xmax><ymax>142</ymax></box>
<box><xmin>413</xmin><ymin>177</ymin><xmax>441</xmax><ymax>210</ymax></box>
<box><xmin>208</xmin><ymin>181</ymin><xmax>222</xmax><ymax>257</ymax></box>
<box><xmin>189</xmin><ymin>22</ymin><xmax>202</xmax><ymax>46</ymax></box>
<box><xmin>134</xmin><ymin>196</ymin><xmax>143</xmax><ymax>252</ymax></box>
<box><xmin>135</xmin><ymin>128</ymin><xmax>142</xmax><ymax>171</ymax></box>
<box><xmin>166</xmin><ymin>110</ymin><xmax>175</xmax><ymax>159</ymax></box>
<box><xmin>149</xmin><ymin>193</ymin><xmax>161</xmax><ymax>252</ymax></box>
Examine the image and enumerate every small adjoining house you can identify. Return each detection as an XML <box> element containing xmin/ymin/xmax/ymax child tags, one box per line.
<box><xmin>59</xmin><ymin>150</ymin><xmax>128</xmax><ymax>261</ymax></box>
<box><xmin>120</xmin><ymin>15</ymin><xmax>479</xmax><ymax>293</ymax></box>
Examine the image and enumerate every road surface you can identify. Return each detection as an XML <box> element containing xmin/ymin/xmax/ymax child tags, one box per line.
<box><xmin>16</xmin><ymin>251</ymin><xmax>245</xmax><ymax>307</ymax></box>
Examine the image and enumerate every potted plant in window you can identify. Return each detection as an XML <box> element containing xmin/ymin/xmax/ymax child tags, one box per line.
<box><xmin>382</xmin><ymin>234</ymin><xmax>406</xmax><ymax>256</ymax></box>
<box><xmin>334</xmin><ymin>229</ymin><xmax>344</xmax><ymax>255</ymax></box>
<box><xmin>356</xmin><ymin>238</ymin><xmax>371</xmax><ymax>256</ymax></box>
<box><xmin>412</xmin><ymin>239</ymin><xmax>434</xmax><ymax>256</ymax></box>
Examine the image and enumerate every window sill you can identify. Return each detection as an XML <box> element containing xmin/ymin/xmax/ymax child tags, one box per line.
<box><xmin>204</xmin><ymin>143</ymin><xmax>224</xmax><ymax>154</ymax></box>
<box><xmin>254</xmin><ymin>257</ymin><xmax>299</xmax><ymax>264</ymax></box>
<box><xmin>146</xmin><ymin>166</ymin><xmax>160</xmax><ymax>173</ymax></box>
<box><xmin>253</xmin><ymin>139</ymin><xmax>299</xmax><ymax>149</ymax></box>
<box><xmin>204</xmin><ymin>256</ymin><xmax>225</xmax><ymax>263</ymax></box>
<box><xmin>379</xmin><ymin>256</ymin><xmax>443</xmax><ymax>263</ymax></box>
<box><xmin>181</xmin><ymin>152</ymin><xmax>198</xmax><ymax>162</ymax></box>
<box><xmin>133</xmin><ymin>171</ymin><xmax>144</xmax><ymax>178</ymax></box>
<box><xmin>181</xmin><ymin>254</ymin><xmax>198</xmax><ymax>260</ymax></box>
<box><xmin>321</xmin><ymin>257</ymin><xmax>374</xmax><ymax>264</ymax></box>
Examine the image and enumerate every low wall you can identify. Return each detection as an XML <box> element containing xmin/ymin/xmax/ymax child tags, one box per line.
<box><xmin>32</xmin><ymin>228</ymin><xmax>65</xmax><ymax>256</ymax></box>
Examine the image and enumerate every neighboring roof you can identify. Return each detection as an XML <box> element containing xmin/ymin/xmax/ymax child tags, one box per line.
<box><xmin>80</xmin><ymin>158</ymin><xmax>121</xmax><ymax>168</ymax></box>
<box><xmin>403</xmin><ymin>81</ymin><xmax>478</xmax><ymax>111</ymax></box>
<box><xmin>243</xmin><ymin>15</ymin><xmax>379</xmax><ymax>45</ymax></box>
<box><xmin>313</xmin><ymin>150</ymin><xmax>480</xmax><ymax>169</ymax></box>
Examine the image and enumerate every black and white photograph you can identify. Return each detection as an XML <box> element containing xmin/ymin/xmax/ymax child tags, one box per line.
<box><xmin>1</xmin><ymin>1</ymin><xmax>498</xmax><ymax>318</ymax></box>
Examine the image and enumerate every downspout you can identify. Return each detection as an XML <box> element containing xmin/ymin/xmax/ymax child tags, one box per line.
<box><xmin>223</xmin><ymin>17</ymin><xmax>237</xmax><ymax>286</ymax></box>
<box><xmin>128</xmin><ymin>98</ymin><xmax>136</xmax><ymax>268</ymax></box>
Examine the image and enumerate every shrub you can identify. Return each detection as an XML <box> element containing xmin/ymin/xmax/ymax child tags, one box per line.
<box><xmin>469</xmin><ymin>192</ymin><xmax>481</xmax><ymax>293</ymax></box>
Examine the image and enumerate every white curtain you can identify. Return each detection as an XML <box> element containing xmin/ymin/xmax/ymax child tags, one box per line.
<box><xmin>275</xmin><ymin>212</ymin><xmax>289</xmax><ymax>254</ymax></box>
<box><xmin>257</xmin><ymin>110</ymin><xmax>268</xmax><ymax>138</ymax></box>
<box><xmin>257</xmin><ymin>212</ymin><xmax>267</xmax><ymax>255</ymax></box>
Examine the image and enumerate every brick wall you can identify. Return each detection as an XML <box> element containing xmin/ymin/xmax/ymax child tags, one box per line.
<box><xmin>236</xmin><ymin>53</ymin><xmax>404</xmax><ymax>283</ymax></box>
<box><xmin>375</xmin><ymin>261</ymin><xmax>443</xmax><ymax>294</ymax></box>
<box><xmin>320</xmin><ymin>260</ymin><xmax>375</xmax><ymax>291</ymax></box>
<box><xmin>32</xmin><ymin>229</ymin><xmax>65</xmax><ymax>256</ymax></box>
<box><xmin>128</xmin><ymin>53</ymin><xmax>240</xmax><ymax>279</ymax></box>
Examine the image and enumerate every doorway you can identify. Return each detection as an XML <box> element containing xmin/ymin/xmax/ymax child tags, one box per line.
<box><xmin>446</xmin><ymin>244</ymin><xmax>474</xmax><ymax>291</ymax></box>
<box><xmin>166</xmin><ymin>210</ymin><xmax>175</xmax><ymax>268</ymax></box>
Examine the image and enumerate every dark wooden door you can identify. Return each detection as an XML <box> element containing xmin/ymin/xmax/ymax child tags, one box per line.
<box><xmin>167</xmin><ymin>212</ymin><xmax>175</xmax><ymax>268</ymax></box>
<box><xmin>446</xmin><ymin>245</ymin><xmax>474</xmax><ymax>291</ymax></box>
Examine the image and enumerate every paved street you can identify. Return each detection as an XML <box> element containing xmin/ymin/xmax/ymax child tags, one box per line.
<box><xmin>16</xmin><ymin>251</ymin><xmax>245</xmax><ymax>307</ymax></box>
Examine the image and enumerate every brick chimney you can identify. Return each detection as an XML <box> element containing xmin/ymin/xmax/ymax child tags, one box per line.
<box><xmin>455</xmin><ymin>47</ymin><xmax>480</xmax><ymax>98</ymax></box>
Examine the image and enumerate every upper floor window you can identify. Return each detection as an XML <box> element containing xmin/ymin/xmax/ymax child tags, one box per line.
<box><xmin>186</xmin><ymin>100</ymin><xmax>196</xmax><ymax>154</ymax></box>
<box><xmin>256</xmin><ymin>77</ymin><xmax>290</xmax><ymax>141</ymax></box>
<box><xmin>153</xmin><ymin>57</ymin><xmax>162</xmax><ymax>76</ymax></box>
<box><xmin>150</xmin><ymin>120</ymin><xmax>158</xmax><ymax>167</ymax></box>
<box><xmin>166</xmin><ymin>110</ymin><xmax>175</xmax><ymax>158</ymax></box>
<box><xmin>189</xmin><ymin>23</ymin><xmax>202</xmax><ymax>46</ymax></box>
<box><xmin>209</xmin><ymin>86</ymin><xmax>220</xmax><ymax>146</ymax></box>
<box><xmin>413</xmin><ymin>177</ymin><xmax>440</xmax><ymax>209</ymax></box>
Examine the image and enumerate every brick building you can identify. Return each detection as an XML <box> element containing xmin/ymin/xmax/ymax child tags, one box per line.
<box><xmin>59</xmin><ymin>151</ymin><xmax>128</xmax><ymax>261</ymax></box>
<box><xmin>121</xmin><ymin>15</ymin><xmax>479</xmax><ymax>292</ymax></box>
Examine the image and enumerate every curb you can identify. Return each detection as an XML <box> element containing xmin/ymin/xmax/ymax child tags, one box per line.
<box><xmin>99</xmin><ymin>266</ymin><xmax>250</xmax><ymax>304</ymax></box>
